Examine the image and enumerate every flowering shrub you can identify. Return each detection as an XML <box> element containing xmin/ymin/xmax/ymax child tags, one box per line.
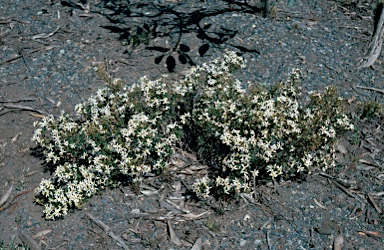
<box><xmin>33</xmin><ymin>76</ymin><xmax>183</xmax><ymax>219</ymax></box>
<box><xmin>32</xmin><ymin>51</ymin><xmax>354</xmax><ymax>219</ymax></box>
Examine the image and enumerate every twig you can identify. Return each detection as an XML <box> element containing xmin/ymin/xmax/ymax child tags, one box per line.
<box><xmin>12</xmin><ymin>19</ymin><xmax>29</xmax><ymax>24</ymax></box>
<box><xmin>32</xmin><ymin>25</ymin><xmax>61</xmax><ymax>40</ymax></box>
<box><xmin>0</xmin><ymin>98</ymin><xmax>35</xmax><ymax>103</ymax></box>
<box><xmin>313</xmin><ymin>198</ymin><xmax>328</xmax><ymax>210</ymax></box>
<box><xmin>19</xmin><ymin>48</ymin><xmax>31</xmax><ymax>71</ymax></box>
<box><xmin>349</xmin><ymin>204</ymin><xmax>360</xmax><ymax>219</ymax></box>
<box><xmin>266</xmin><ymin>230</ymin><xmax>272</xmax><ymax>250</ymax></box>
<box><xmin>18</xmin><ymin>230</ymin><xmax>41</xmax><ymax>250</ymax></box>
<box><xmin>85</xmin><ymin>213</ymin><xmax>129</xmax><ymax>250</ymax></box>
<box><xmin>11</xmin><ymin>188</ymin><xmax>34</xmax><ymax>203</ymax></box>
<box><xmin>2</xmin><ymin>76</ymin><xmax>29</xmax><ymax>86</ymax></box>
<box><xmin>0</xmin><ymin>46</ymin><xmax>53</xmax><ymax>65</ymax></box>
<box><xmin>253</xmin><ymin>175</ymin><xmax>257</xmax><ymax>200</ymax></box>
<box><xmin>356</xmin><ymin>85</ymin><xmax>384</xmax><ymax>95</ymax></box>
<box><xmin>0</xmin><ymin>103</ymin><xmax>48</xmax><ymax>116</ymax></box>
<box><xmin>8</xmin><ymin>202</ymin><xmax>18</xmax><ymax>214</ymax></box>
<box><xmin>366</xmin><ymin>207</ymin><xmax>371</xmax><ymax>223</ymax></box>
<box><xmin>368</xmin><ymin>194</ymin><xmax>382</xmax><ymax>214</ymax></box>
<box><xmin>0</xmin><ymin>19</ymin><xmax>12</xmax><ymax>24</ymax></box>
<box><xmin>259</xmin><ymin>217</ymin><xmax>273</xmax><ymax>230</ymax></box>
<box><xmin>332</xmin><ymin>180</ymin><xmax>362</xmax><ymax>202</ymax></box>
<box><xmin>318</xmin><ymin>172</ymin><xmax>335</xmax><ymax>179</ymax></box>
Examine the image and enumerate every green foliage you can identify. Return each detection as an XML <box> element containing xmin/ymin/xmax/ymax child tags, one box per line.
<box><xmin>32</xmin><ymin>51</ymin><xmax>354</xmax><ymax>219</ymax></box>
<box><xmin>357</xmin><ymin>101</ymin><xmax>383</xmax><ymax>119</ymax></box>
<box><xmin>122</xmin><ymin>28</ymin><xmax>150</xmax><ymax>47</ymax></box>
<box><xmin>205</xmin><ymin>219</ymin><xmax>219</xmax><ymax>231</ymax></box>
<box><xmin>0</xmin><ymin>237</ymin><xmax>28</xmax><ymax>250</ymax></box>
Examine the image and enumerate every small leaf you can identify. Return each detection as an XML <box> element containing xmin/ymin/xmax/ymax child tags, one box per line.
<box><xmin>191</xmin><ymin>237</ymin><xmax>203</xmax><ymax>250</ymax></box>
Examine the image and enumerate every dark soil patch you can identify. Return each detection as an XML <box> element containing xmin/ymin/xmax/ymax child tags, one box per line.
<box><xmin>1</xmin><ymin>0</ymin><xmax>383</xmax><ymax>249</ymax></box>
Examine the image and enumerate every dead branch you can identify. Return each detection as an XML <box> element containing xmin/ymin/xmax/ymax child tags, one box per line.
<box><xmin>85</xmin><ymin>213</ymin><xmax>129</xmax><ymax>250</ymax></box>
<box><xmin>358</xmin><ymin>4</ymin><xmax>384</xmax><ymax>69</ymax></box>
<box><xmin>0</xmin><ymin>98</ymin><xmax>35</xmax><ymax>103</ymax></box>
<box><xmin>332</xmin><ymin>180</ymin><xmax>363</xmax><ymax>202</ymax></box>
<box><xmin>32</xmin><ymin>25</ymin><xmax>61</xmax><ymax>40</ymax></box>
<box><xmin>356</xmin><ymin>85</ymin><xmax>384</xmax><ymax>95</ymax></box>
<box><xmin>368</xmin><ymin>194</ymin><xmax>382</xmax><ymax>214</ymax></box>
<box><xmin>0</xmin><ymin>46</ymin><xmax>54</xmax><ymax>66</ymax></box>
<box><xmin>0</xmin><ymin>103</ymin><xmax>48</xmax><ymax>116</ymax></box>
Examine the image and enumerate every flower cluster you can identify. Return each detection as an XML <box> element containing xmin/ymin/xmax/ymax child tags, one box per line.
<box><xmin>32</xmin><ymin>51</ymin><xmax>354</xmax><ymax>219</ymax></box>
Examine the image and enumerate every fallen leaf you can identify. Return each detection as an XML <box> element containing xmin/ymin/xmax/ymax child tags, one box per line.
<box><xmin>336</xmin><ymin>143</ymin><xmax>347</xmax><ymax>154</ymax></box>
<box><xmin>173</xmin><ymin>181</ymin><xmax>181</xmax><ymax>191</ymax></box>
<box><xmin>179</xmin><ymin>165</ymin><xmax>208</xmax><ymax>175</ymax></box>
<box><xmin>171</xmin><ymin>158</ymin><xmax>186</xmax><ymax>168</ymax></box>
<box><xmin>181</xmin><ymin>211</ymin><xmax>209</xmax><ymax>219</ymax></box>
<box><xmin>359</xmin><ymin>159</ymin><xmax>380</xmax><ymax>168</ymax></box>
<box><xmin>0</xmin><ymin>140</ymin><xmax>7</xmax><ymax>149</ymax></box>
<box><xmin>30</xmin><ymin>112</ymin><xmax>45</xmax><ymax>118</ymax></box>
<box><xmin>239</xmin><ymin>193</ymin><xmax>256</xmax><ymax>204</ymax></box>
<box><xmin>314</xmin><ymin>198</ymin><xmax>328</xmax><ymax>210</ymax></box>
<box><xmin>140</xmin><ymin>190</ymin><xmax>158</xmax><ymax>196</ymax></box>
<box><xmin>180</xmin><ymin>150</ymin><xmax>197</xmax><ymax>161</ymax></box>
<box><xmin>333</xmin><ymin>234</ymin><xmax>344</xmax><ymax>250</ymax></box>
<box><xmin>32</xmin><ymin>229</ymin><xmax>52</xmax><ymax>239</ymax></box>
<box><xmin>23</xmin><ymin>170</ymin><xmax>38</xmax><ymax>177</ymax></box>
<box><xmin>167</xmin><ymin>221</ymin><xmax>182</xmax><ymax>246</ymax></box>
<box><xmin>0</xmin><ymin>185</ymin><xmax>13</xmax><ymax>207</ymax></box>
<box><xmin>191</xmin><ymin>237</ymin><xmax>203</xmax><ymax>250</ymax></box>
<box><xmin>187</xmin><ymin>165</ymin><xmax>208</xmax><ymax>171</ymax></box>
<box><xmin>11</xmin><ymin>132</ymin><xmax>22</xmax><ymax>143</ymax></box>
<box><xmin>364</xmin><ymin>230</ymin><xmax>384</xmax><ymax>238</ymax></box>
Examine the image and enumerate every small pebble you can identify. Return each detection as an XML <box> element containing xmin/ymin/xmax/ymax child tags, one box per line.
<box><xmin>240</xmin><ymin>239</ymin><xmax>247</xmax><ymax>246</ymax></box>
<box><xmin>254</xmin><ymin>239</ymin><xmax>262</xmax><ymax>246</ymax></box>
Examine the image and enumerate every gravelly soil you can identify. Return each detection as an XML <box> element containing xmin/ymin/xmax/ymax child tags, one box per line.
<box><xmin>0</xmin><ymin>0</ymin><xmax>383</xmax><ymax>249</ymax></box>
